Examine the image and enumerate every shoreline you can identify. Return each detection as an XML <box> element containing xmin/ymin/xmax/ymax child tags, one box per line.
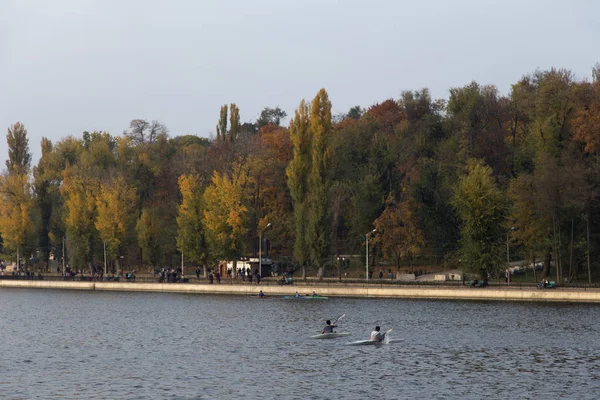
<box><xmin>2</xmin><ymin>280</ymin><xmax>600</xmax><ymax>303</ymax></box>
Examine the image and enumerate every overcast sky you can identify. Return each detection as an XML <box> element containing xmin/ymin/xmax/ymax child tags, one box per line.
<box><xmin>1</xmin><ymin>0</ymin><xmax>598</xmax><ymax>165</ymax></box>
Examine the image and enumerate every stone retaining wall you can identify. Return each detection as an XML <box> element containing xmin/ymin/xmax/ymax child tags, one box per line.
<box><xmin>1</xmin><ymin>280</ymin><xmax>600</xmax><ymax>302</ymax></box>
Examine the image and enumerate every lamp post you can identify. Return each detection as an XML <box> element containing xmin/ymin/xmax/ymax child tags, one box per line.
<box><xmin>62</xmin><ymin>236</ymin><xmax>66</xmax><ymax>276</ymax></box>
<box><xmin>506</xmin><ymin>226</ymin><xmax>514</xmax><ymax>284</ymax></box>
<box><xmin>365</xmin><ymin>229</ymin><xmax>376</xmax><ymax>281</ymax></box>
<box><xmin>103</xmin><ymin>241</ymin><xmax>107</xmax><ymax>277</ymax></box>
<box><xmin>259</xmin><ymin>223</ymin><xmax>272</xmax><ymax>278</ymax></box>
<box><xmin>506</xmin><ymin>226</ymin><xmax>515</xmax><ymax>264</ymax></box>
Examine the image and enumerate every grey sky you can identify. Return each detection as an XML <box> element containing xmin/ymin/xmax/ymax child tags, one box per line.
<box><xmin>1</xmin><ymin>0</ymin><xmax>598</xmax><ymax>165</ymax></box>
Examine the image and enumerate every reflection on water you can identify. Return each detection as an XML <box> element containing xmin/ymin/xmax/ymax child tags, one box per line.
<box><xmin>1</xmin><ymin>289</ymin><xmax>599</xmax><ymax>399</ymax></box>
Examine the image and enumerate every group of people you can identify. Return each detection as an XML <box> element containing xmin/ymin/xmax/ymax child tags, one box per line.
<box><xmin>158</xmin><ymin>268</ymin><xmax>182</xmax><ymax>283</ymax></box>
<box><xmin>293</xmin><ymin>290</ymin><xmax>319</xmax><ymax>298</ymax></box>
<box><xmin>321</xmin><ymin>318</ymin><xmax>388</xmax><ymax>342</ymax></box>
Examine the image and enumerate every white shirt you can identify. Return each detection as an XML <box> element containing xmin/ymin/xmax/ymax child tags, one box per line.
<box><xmin>370</xmin><ymin>330</ymin><xmax>383</xmax><ymax>342</ymax></box>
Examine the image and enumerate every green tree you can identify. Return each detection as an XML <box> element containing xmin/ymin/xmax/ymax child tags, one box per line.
<box><xmin>136</xmin><ymin>207</ymin><xmax>164</xmax><ymax>269</ymax></box>
<box><xmin>32</xmin><ymin>138</ymin><xmax>58</xmax><ymax>271</ymax></box>
<box><xmin>257</xmin><ymin>106</ymin><xmax>287</xmax><ymax>128</ymax></box>
<box><xmin>452</xmin><ymin>160</ymin><xmax>507</xmax><ymax>278</ymax></box>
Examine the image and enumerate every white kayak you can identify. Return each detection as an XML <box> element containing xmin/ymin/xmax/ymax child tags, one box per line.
<box><xmin>310</xmin><ymin>332</ymin><xmax>352</xmax><ymax>339</ymax></box>
<box><xmin>346</xmin><ymin>338</ymin><xmax>403</xmax><ymax>346</ymax></box>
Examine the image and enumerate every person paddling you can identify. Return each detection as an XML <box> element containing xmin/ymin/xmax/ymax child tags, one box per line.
<box><xmin>258</xmin><ymin>290</ymin><xmax>265</xmax><ymax>298</ymax></box>
<box><xmin>370</xmin><ymin>326</ymin><xmax>385</xmax><ymax>342</ymax></box>
<box><xmin>322</xmin><ymin>319</ymin><xmax>337</xmax><ymax>334</ymax></box>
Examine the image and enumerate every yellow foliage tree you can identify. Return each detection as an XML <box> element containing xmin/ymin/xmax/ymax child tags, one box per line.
<box><xmin>60</xmin><ymin>164</ymin><xmax>99</xmax><ymax>270</ymax></box>
<box><xmin>203</xmin><ymin>162</ymin><xmax>250</xmax><ymax>273</ymax></box>
<box><xmin>95</xmin><ymin>176</ymin><xmax>137</xmax><ymax>271</ymax></box>
<box><xmin>177</xmin><ymin>174</ymin><xmax>208</xmax><ymax>273</ymax></box>
<box><xmin>0</xmin><ymin>173</ymin><xmax>33</xmax><ymax>267</ymax></box>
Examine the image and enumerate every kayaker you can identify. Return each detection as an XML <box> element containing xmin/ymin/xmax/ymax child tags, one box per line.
<box><xmin>294</xmin><ymin>291</ymin><xmax>300</xmax><ymax>298</ymax></box>
<box><xmin>258</xmin><ymin>290</ymin><xmax>265</xmax><ymax>298</ymax></box>
<box><xmin>311</xmin><ymin>291</ymin><xmax>319</xmax><ymax>297</ymax></box>
<box><xmin>322</xmin><ymin>320</ymin><xmax>337</xmax><ymax>334</ymax></box>
<box><xmin>370</xmin><ymin>326</ymin><xmax>384</xmax><ymax>342</ymax></box>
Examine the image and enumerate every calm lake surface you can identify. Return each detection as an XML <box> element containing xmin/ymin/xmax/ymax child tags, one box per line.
<box><xmin>1</xmin><ymin>288</ymin><xmax>599</xmax><ymax>399</ymax></box>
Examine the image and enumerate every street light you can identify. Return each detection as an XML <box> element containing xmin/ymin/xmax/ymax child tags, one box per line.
<box><xmin>506</xmin><ymin>226</ymin><xmax>514</xmax><ymax>284</ymax></box>
<box><xmin>259</xmin><ymin>223</ymin><xmax>272</xmax><ymax>278</ymax></box>
<box><xmin>103</xmin><ymin>241</ymin><xmax>107</xmax><ymax>277</ymax></box>
<box><xmin>62</xmin><ymin>236</ymin><xmax>66</xmax><ymax>276</ymax></box>
<box><xmin>507</xmin><ymin>226</ymin><xmax>515</xmax><ymax>264</ymax></box>
<box><xmin>366</xmin><ymin>229</ymin><xmax>376</xmax><ymax>281</ymax></box>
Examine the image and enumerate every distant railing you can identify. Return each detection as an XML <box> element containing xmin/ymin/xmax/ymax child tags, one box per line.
<box><xmin>2</xmin><ymin>273</ymin><xmax>599</xmax><ymax>289</ymax></box>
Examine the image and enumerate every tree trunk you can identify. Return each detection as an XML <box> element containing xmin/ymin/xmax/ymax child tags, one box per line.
<box><xmin>543</xmin><ymin>249</ymin><xmax>552</xmax><ymax>278</ymax></box>
<box><xmin>587</xmin><ymin>214</ymin><xmax>592</xmax><ymax>284</ymax></box>
<box><xmin>568</xmin><ymin>217</ymin><xmax>574</xmax><ymax>283</ymax></box>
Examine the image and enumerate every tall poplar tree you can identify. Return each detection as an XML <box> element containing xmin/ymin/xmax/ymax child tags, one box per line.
<box><xmin>229</xmin><ymin>103</ymin><xmax>240</xmax><ymax>143</ymax></box>
<box><xmin>307</xmin><ymin>89</ymin><xmax>332</xmax><ymax>278</ymax></box>
<box><xmin>1</xmin><ymin>122</ymin><xmax>33</xmax><ymax>269</ymax></box>
<box><xmin>286</xmin><ymin>100</ymin><xmax>311</xmax><ymax>278</ymax></box>
<box><xmin>216</xmin><ymin>105</ymin><xmax>228</xmax><ymax>141</ymax></box>
<box><xmin>6</xmin><ymin>122</ymin><xmax>32</xmax><ymax>174</ymax></box>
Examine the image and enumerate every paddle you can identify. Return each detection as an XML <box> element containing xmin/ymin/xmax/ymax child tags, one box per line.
<box><xmin>333</xmin><ymin>313</ymin><xmax>346</xmax><ymax>326</ymax></box>
<box><xmin>382</xmin><ymin>328</ymin><xmax>392</xmax><ymax>343</ymax></box>
<box><xmin>321</xmin><ymin>314</ymin><xmax>345</xmax><ymax>334</ymax></box>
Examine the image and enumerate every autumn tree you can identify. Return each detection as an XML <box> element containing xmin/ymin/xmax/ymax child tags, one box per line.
<box><xmin>286</xmin><ymin>100</ymin><xmax>312</xmax><ymax>278</ymax></box>
<box><xmin>452</xmin><ymin>159</ymin><xmax>507</xmax><ymax>278</ymax></box>
<box><xmin>0</xmin><ymin>173</ymin><xmax>33</xmax><ymax>269</ymax></box>
<box><xmin>6</xmin><ymin>122</ymin><xmax>32</xmax><ymax>175</ymax></box>
<box><xmin>373</xmin><ymin>194</ymin><xmax>425</xmax><ymax>270</ymax></box>
<box><xmin>177</xmin><ymin>174</ymin><xmax>209</xmax><ymax>276</ymax></box>
<box><xmin>229</xmin><ymin>103</ymin><xmax>240</xmax><ymax>143</ymax></box>
<box><xmin>60</xmin><ymin>164</ymin><xmax>99</xmax><ymax>271</ymax></box>
<box><xmin>216</xmin><ymin>105</ymin><xmax>228</xmax><ymax>142</ymax></box>
<box><xmin>572</xmin><ymin>73</ymin><xmax>600</xmax><ymax>155</ymax></box>
<box><xmin>95</xmin><ymin>176</ymin><xmax>137</xmax><ymax>272</ymax></box>
<box><xmin>0</xmin><ymin>122</ymin><xmax>33</xmax><ymax>269</ymax></box>
<box><xmin>203</xmin><ymin>162</ymin><xmax>250</xmax><ymax>274</ymax></box>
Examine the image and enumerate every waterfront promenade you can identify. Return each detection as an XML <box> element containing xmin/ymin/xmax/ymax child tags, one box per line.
<box><xmin>2</xmin><ymin>278</ymin><xmax>600</xmax><ymax>302</ymax></box>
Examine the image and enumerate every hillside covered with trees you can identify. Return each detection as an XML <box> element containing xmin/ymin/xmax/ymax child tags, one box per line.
<box><xmin>2</xmin><ymin>65</ymin><xmax>600</xmax><ymax>284</ymax></box>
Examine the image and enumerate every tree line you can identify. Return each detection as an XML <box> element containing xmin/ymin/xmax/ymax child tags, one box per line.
<box><xmin>1</xmin><ymin>65</ymin><xmax>600</xmax><ymax>283</ymax></box>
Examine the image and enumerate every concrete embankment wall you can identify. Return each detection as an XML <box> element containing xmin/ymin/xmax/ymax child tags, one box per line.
<box><xmin>2</xmin><ymin>280</ymin><xmax>600</xmax><ymax>302</ymax></box>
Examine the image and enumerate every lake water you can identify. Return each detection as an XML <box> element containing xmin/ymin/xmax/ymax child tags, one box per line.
<box><xmin>1</xmin><ymin>288</ymin><xmax>599</xmax><ymax>399</ymax></box>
